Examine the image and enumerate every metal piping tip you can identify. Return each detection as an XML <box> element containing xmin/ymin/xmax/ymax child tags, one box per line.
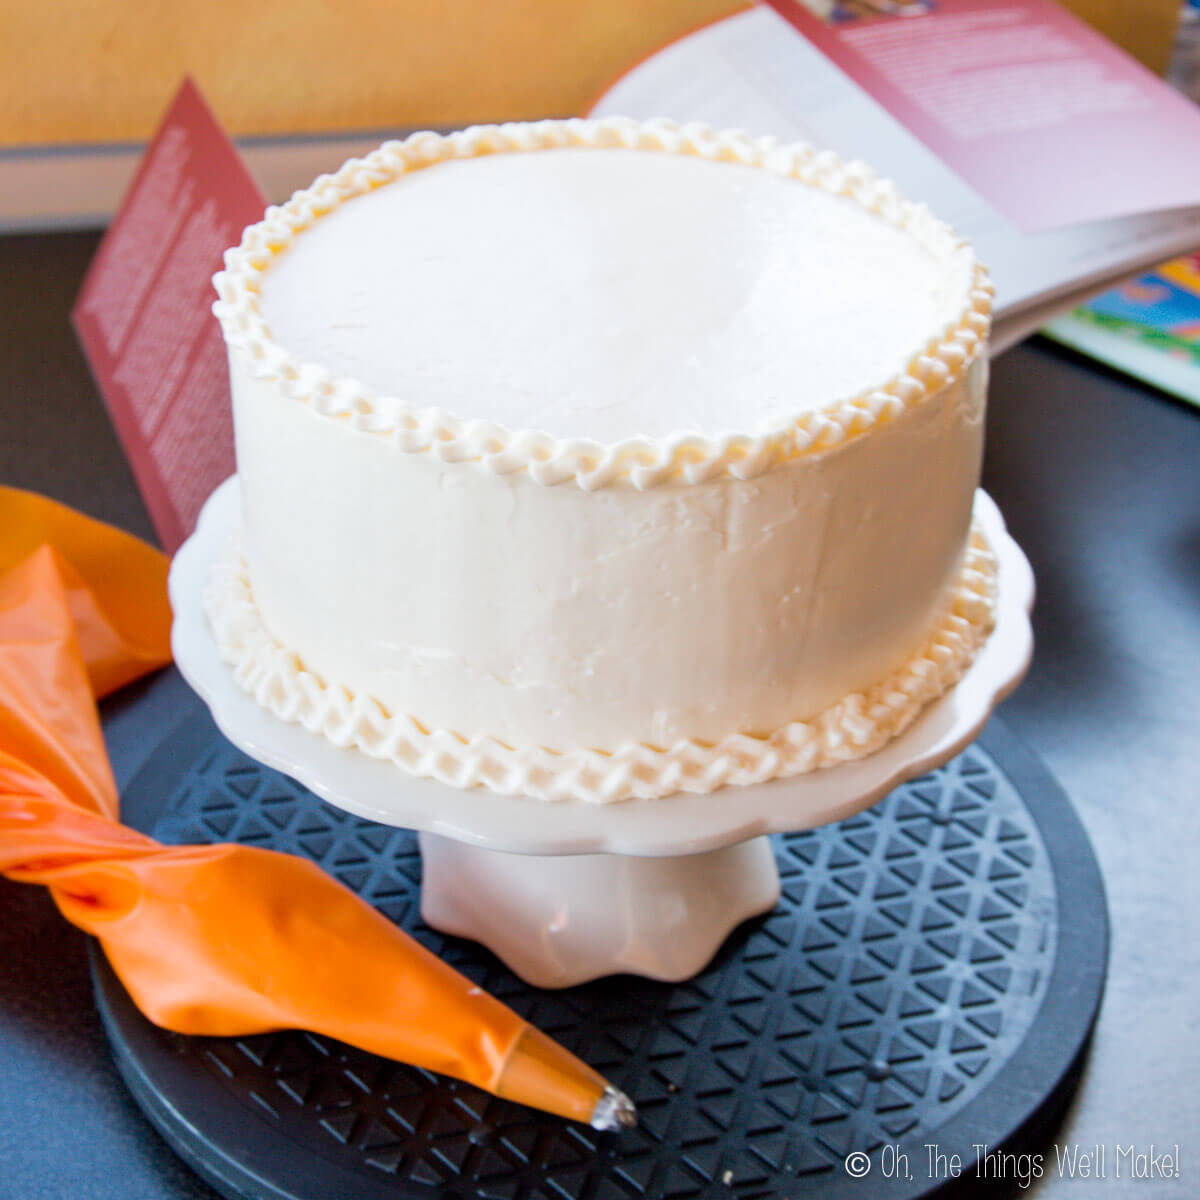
<box><xmin>591</xmin><ymin>1085</ymin><xmax>638</xmax><ymax>1132</ymax></box>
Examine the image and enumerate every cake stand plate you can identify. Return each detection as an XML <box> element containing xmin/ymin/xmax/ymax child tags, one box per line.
<box><xmin>170</xmin><ymin>478</ymin><xmax>1033</xmax><ymax>987</ymax></box>
<box><xmin>93</xmin><ymin>713</ymin><xmax>1108</xmax><ymax>1200</ymax></box>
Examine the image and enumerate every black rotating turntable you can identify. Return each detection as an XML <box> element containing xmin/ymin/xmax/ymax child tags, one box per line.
<box><xmin>92</xmin><ymin>712</ymin><xmax>1106</xmax><ymax>1200</ymax></box>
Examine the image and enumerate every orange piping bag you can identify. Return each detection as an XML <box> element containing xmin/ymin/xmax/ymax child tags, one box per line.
<box><xmin>0</xmin><ymin>488</ymin><xmax>634</xmax><ymax>1131</ymax></box>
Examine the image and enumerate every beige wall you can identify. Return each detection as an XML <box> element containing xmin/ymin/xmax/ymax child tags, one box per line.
<box><xmin>0</xmin><ymin>0</ymin><xmax>1179</xmax><ymax>148</ymax></box>
<box><xmin>0</xmin><ymin>1</ymin><xmax>749</xmax><ymax>146</ymax></box>
<box><xmin>1068</xmin><ymin>0</ymin><xmax>1181</xmax><ymax>75</ymax></box>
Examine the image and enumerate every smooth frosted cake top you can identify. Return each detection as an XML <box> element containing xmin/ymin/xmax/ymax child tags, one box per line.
<box><xmin>215</xmin><ymin>121</ymin><xmax>991</xmax><ymax>489</ymax></box>
<box><xmin>258</xmin><ymin>146</ymin><xmax>973</xmax><ymax>443</ymax></box>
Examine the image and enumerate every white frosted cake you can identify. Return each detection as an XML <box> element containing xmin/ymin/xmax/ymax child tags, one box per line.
<box><xmin>209</xmin><ymin>118</ymin><xmax>996</xmax><ymax>804</ymax></box>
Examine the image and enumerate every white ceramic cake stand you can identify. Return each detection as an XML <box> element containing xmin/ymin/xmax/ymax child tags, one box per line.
<box><xmin>170</xmin><ymin>478</ymin><xmax>1033</xmax><ymax>988</ymax></box>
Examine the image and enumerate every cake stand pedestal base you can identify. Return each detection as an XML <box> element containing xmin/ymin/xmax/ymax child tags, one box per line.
<box><xmin>419</xmin><ymin>833</ymin><xmax>781</xmax><ymax>988</ymax></box>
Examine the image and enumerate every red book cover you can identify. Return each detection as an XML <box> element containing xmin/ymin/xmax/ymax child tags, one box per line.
<box><xmin>765</xmin><ymin>0</ymin><xmax>1200</xmax><ymax>233</ymax></box>
<box><xmin>72</xmin><ymin>78</ymin><xmax>267</xmax><ymax>551</ymax></box>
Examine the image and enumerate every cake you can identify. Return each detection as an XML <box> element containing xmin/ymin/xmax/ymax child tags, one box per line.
<box><xmin>209</xmin><ymin>118</ymin><xmax>996</xmax><ymax>804</ymax></box>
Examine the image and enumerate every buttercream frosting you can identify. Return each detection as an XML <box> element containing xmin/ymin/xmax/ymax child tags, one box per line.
<box><xmin>213</xmin><ymin>118</ymin><xmax>992</xmax><ymax>492</ymax></box>
<box><xmin>211</xmin><ymin>119</ymin><xmax>995</xmax><ymax>802</ymax></box>
<box><xmin>205</xmin><ymin>514</ymin><xmax>997</xmax><ymax>804</ymax></box>
<box><xmin>255</xmin><ymin>147</ymin><xmax>973</xmax><ymax>443</ymax></box>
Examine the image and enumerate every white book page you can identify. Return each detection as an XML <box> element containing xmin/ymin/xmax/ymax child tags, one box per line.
<box><xmin>592</xmin><ymin>7</ymin><xmax>1200</xmax><ymax>334</ymax></box>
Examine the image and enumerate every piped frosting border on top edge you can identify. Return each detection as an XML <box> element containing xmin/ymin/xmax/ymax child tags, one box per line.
<box><xmin>212</xmin><ymin>117</ymin><xmax>994</xmax><ymax>492</ymax></box>
<box><xmin>204</xmin><ymin>516</ymin><xmax>998</xmax><ymax>805</ymax></box>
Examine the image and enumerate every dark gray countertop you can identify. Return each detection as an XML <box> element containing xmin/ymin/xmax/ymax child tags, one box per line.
<box><xmin>0</xmin><ymin>230</ymin><xmax>1197</xmax><ymax>1198</ymax></box>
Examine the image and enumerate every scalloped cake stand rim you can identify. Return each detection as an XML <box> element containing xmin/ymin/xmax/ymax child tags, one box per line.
<box><xmin>169</xmin><ymin>476</ymin><xmax>1034</xmax><ymax>860</ymax></box>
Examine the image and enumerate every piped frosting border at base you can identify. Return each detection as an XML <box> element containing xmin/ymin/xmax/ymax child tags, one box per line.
<box><xmin>212</xmin><ymin>118</ymin><xmax>993</xmax><ymax>492</ymax></box>
<box><xmin>204</xmin><ymin>512</ymin><xmax>998</xmax><ymax>805</ymax></box>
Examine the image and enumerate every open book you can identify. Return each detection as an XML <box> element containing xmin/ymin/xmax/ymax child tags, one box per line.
<box><xmin>589</xmin><ymin>5</ymin><xmax>1200</xmax><ymax>353</ymax></box>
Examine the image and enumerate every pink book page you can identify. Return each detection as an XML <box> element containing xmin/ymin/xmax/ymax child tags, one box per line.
<box><xmin>72</xmin><ymin>79</ymin><xmax>266</xmax><ymax>551</ymax></box>
<box><xmin>764</xmin><ymin>0</ymin><xmax>1200</xmax><ymax>233</ymax></box>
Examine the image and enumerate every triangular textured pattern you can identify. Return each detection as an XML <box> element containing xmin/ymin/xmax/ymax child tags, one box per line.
<box><xmin>141</xmin><ymin>728</ymin><xmax>1056</xmax><ymax>1195</ymax></box>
